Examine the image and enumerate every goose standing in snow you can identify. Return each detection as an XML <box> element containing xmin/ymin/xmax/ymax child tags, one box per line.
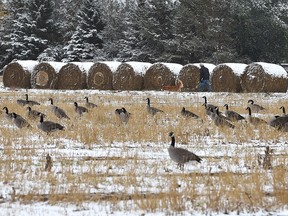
<box><xmin>223</xmin><ymin>104</ymin><xmax>245</xmax><ymax>122</ymax></box>
<box><xmin>26</xmin><ymin>106</ymin><xmax>46</xmax><ymax>121</ymax></box>
<box><xmin>2</xmin><ymin>107</ymin><xmax>13</xmax><ymax>121</ymax></box>
<box><xmin>48</xmin><ymin>98</ymin><xmax>70</xmax><ymax>120</ymax></box>
<box><xmin>212</xmin><ymin>107</ymin><xmax>235</xmax><ymax>129</ymax></box>
<box><xmin>202</xmin><ymin>96</ymin><xmax>217</xmax><ymax>111</ymax></box>
<box><xmin>115</xmin><ymin>107</ymin><xmax>131</xmax><ymax>123</ymax></box>
<box><xmin>168</xmin><ymin>132</ymin><xmax>202</xmax><ymax>170</ymax></box>
<box><xmin>37</xmin><ymin>114</ymin><xmax>65</xmax><ymax>134</ymax></box>
<box><xmin>74</xmin><ymin>102</ymin><xmax>88</xmax><ymax>116</ymax></box>
<box><xmin>246</xmin><ymin>107</ymin><xmax>267</xmax><ymax>126</ymax></box>
<box><xmin>11</xmin><ymin>112</ymin><xmax>32</xmax><ymax>129</ymax></box>
<box><xmin>146</xmin><ymin>98</ymin><xmax>164</xmax><ymax>116</ymax></box>
<box><xmin>181</xmin><ymin>107</ymin><xmax>199</xmax><ymax>119</ymax></box>
<box><xmin>17</xmin><ymin>94</ymin><xmax>40</xmax><ymax>106</ymax></box>
<box><xmin>84</xmin><ymin>96</ymin><xmax>97</xmax><ymax>108</ymax></box>
<box><xmin>248</xmin><ymin>99</ymin><xmax>265</xmax><ymax>113</ymax></box>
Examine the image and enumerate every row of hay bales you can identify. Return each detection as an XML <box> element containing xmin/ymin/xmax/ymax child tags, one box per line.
<box><xmin>3</xmin><ymin>60</ymin><xmax>288</xmax><ymax>92</ymax></box>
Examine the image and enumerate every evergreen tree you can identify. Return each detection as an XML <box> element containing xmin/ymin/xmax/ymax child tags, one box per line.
<box><xmin>63</xmin><ymin>0</ymin><xmax>105</xmax><ymax>61</ymax></box>
<box><xmin>1</xmin><ymin>0</ymin><xmax>60</xmax><ymax>64</ymax></box>
<box><xmin>132</xmin><ymin>0</ymin><xmax>177</xmax><ymax>62</ymax></box>
<box><xmin>232</xmin><ymin>0</ymin><xmax>288</xmax><ymax>62</ymax></box>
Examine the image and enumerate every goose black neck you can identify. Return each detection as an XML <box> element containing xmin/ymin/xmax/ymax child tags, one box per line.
<box><xmin>25</xmin><ymin>94</ymin><xmax>29</xmax><ymax>101</ymax></box>
<box><xmin>40</xmin><ymin>115</ymin><xmax>44</xmax><ymax>123</ymax></box>
<box><xmin>281</xmin><ymin>106</ymin><xmax>286</xmax><ymax>114</ymax></box>
<box><xmin>203</xmin><ymin>96</ymin><xmax>207</xmax><ymax>104</ymax></box>
<box><xmin>49</xmin><ymin>99</ymin><xmax>53</xmax><ymax>105</ymax></box>
<box><xmin>147</xmin><ymin>98</ymin><xmax>150</xmax><ymax>106</ymax></box>
<box><xmin>85</xmin><ymin>97</ymin><xmax>88</xmax><ymax>102</ymax></box>
<box><xmin>170</xmin><ymin>136</ymin><xmax>175</xmax><ymax>147</ymax></box>
<box><xmin>4</xmin><ymin>107</ymin><xmax>8</xmax><ymax>114</ymax></box>
<box><xmin>224</xmin><ymin>104</ymin><xmax>228</xmax><ymax>110</ymax></box>
<box><xmin>247</xmin><ymin>107</ymin><xmax>251</xmax><ymax>116</ymax></box>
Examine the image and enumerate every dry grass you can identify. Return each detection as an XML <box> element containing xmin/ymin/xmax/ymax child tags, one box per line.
<box><xmin>0</xmin><ymin>89</ymin><xmax>287</xmax><ymax>214</ymax></box>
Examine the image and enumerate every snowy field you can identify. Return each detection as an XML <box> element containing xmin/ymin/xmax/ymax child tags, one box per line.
<box><xmin>0</xmin><ymin>78</ymin><xmax>287</xmax><ymax>215</ymax></box>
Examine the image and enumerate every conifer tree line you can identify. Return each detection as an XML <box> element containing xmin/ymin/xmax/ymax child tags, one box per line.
<box><xmin>0</xmin><ymin>0</ymin><xmax>288</xmax><ymax>72</ymax></box>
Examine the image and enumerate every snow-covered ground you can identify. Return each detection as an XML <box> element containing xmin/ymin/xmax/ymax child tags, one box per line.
<box><xmin>0</xmin><ymin>79</ymin><xmax>287</xmax><ymax>215</ymax></box>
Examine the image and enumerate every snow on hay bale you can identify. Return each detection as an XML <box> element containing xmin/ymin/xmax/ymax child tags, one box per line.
<box><xmin>3</xmin><ymin>60</ymin><xmax>38</xmax><ymax>89</ymax></box>
<box><xmin>179</xmin><ymin>63</ymin><xmax>215</xmax><ymax>91</ymax></box>
<box><xmin>240</xmin><ymin>62</ymin><xmax>288</xmax><ymax>92</ymax></box>
<box><xmin>113</xmin><ymin>61</ymin><xmax>152</xmax><ymax>90</ymax></box>
<box><xmin>144</xmin><ymin>62</ymin><xmax>183</xmax><ymax>90</ymax></box>
<box><xmin>87</xmin><ymin>61</ymin><xmax>121</xmax><ymax>90</ymax></box>
<box><xmin>56</xmin><ymin>62</ymin><xmax>88</xmax><ymax>89</ymax></box>
<box><xmin>211</xmin><ymin>63</ymin><xmax>247</xmax><ymax>92</ymax></box>
<box><xmin>31</xmin><ymin>61</ymin><xmax>65</xmax><ymax>89</ymax></box>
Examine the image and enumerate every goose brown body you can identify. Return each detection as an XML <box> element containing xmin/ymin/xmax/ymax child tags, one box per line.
<box><xmin>49</xmin><ymin>98</ymin><xmax>70</xmax><ymax>120</ymax></box>
<box><xmin>248</xmin><ymin>99</ymin><xmax>265</xmax><ymax>113</ymax></box>
<box><xmin>224</xmin><ymin>104</ymin><xmax>245</xmax><ymax>122</ymax></box>
<box><xmin>246</xmin><ymin>107</ymin><xmax>267</xmax><ymax>126</ymax></box>
<box><xmin>181</xmin><ymin>107</ymin><xmax>199</xmax><ymax>119</ymax></box>
<box><xmin>146</xmin><ymin>98</ymin><xmax>164</xmax><ymax>116</ymax></box>
<box><xmin>74</xmin><ymin>102</ymin><xmax>88</xmax><ymax>116</ymax></box>
<box><xmin>37</xmin><ymin>114</ymin><xmax>64</xmax><ymax>134</ymax></box>
<box><xmin>168</xmin><ymin>132</ymin><xmax>201</xmax><ymax>169</ymax></box>
<box><xmin>11</xmin><ymin>112</ymin><xmax>31</xmax><ymax>128</ymax></box>
<box><xmin>84</xmin><ymin>96</ymin><xmax>97</xmax><ymax>108</ymax></box>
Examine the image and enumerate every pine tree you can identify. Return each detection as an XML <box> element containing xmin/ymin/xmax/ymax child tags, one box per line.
<box><xmin>232</xmin><ymin>0</ymin><xmax>288</xmax><ymax>62</ymax></box>
<box><xmin>63</xmin><ymin>0</ymin><xmax>105</xmax><ymax>61</ymax></box>
<box><xmin>1</xmin><ymin>0</ymin><xmax>59</xmax><ymax>64</ymax></box>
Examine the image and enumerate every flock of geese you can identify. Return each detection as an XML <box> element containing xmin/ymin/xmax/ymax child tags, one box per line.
<box><xmin>2</xmin><ymin>94</ymin><xmax>288</xmax><ymax>169</ymax></box>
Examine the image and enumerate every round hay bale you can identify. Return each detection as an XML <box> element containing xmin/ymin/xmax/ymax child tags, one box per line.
<box><xmin>87</xmin><ymin>61</ymin><xmax>121</xmax><ymax>90</ymax></box>
<box><xmin>178</xmin><ymin>63</ymin><xmax>216</xmax><ymax>92</ymax></box>
<box><xmin>240</xmin><ymin>62</ymin><xmax>288</xmax><ymax>92</ymax></box>
<box><xmin>3</xmin><ymin>60</ymin><xmax>38</xmax><ymax>89</ymax></box>
<box><xmin>144</xmin><ymin>62</ymin><xmax>183</xmax><ymax>90</ymax></box>
<box><xmin>211</xmin><ymin>63</ymin><xmax>247</xmax><ymax>92</ymax></box>
<box><xmin>113</xmin><ymin>61</ymin><xmax>151</xmax><ymax>91</ymax></box>
<box><xmin>31</xmin><ymin>62</ymin><xmax>65</xmax><ymax>89</ymax></box>
<box><xmin>56</xmin><ymin>63</ymin><xmax>87</xmax><ymax>90</ymax></box>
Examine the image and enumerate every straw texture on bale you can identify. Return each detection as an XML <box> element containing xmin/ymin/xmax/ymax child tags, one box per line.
<box><xmin>56</xmin><ymin>63</ymin><xmax>87</xmax><ymax>89</ymax></box>
<box><xmin>211</xmin><ymin>63</ymin><xmax>247</xmax><ymax>92</ymax></box>
<box><xmin>31</xmin><ymin>62</ymin><xmax>60</xmax><ymax>89</ymax></box>
<box><xmin>240</xmin><ymin>62</ymin><xmax>288</xmax><ymax>92</ymax></box>
<box><xmin>113</xmin><ymin>62</ymin><xmax>151</xmax><ymax>90</ymax></box>
<box><xmin>3</xmin><ymin>60</ymin><xmax>38</xmax><ymax>89</ymax></box>
<box><xmin>178</xmin><ymin>64</ymin><xmax>200</xmax><ymax>91</ymax></box>
<box><xmin>144</xmin><ymin>63</ymin><xmax>182</xmax><ymax>90</ymax></box>
<box><xmin>87</xmin><ymin>62</ymin><xmax>120</xmax><ymax>90</ymax></box>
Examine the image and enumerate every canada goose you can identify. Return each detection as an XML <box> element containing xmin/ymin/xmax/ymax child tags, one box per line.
<box><xmin>213</xmin><ymin>107</ymin><xmax>235</xmax><ymax>129</ymax></box>
<box><xmin>223</xmin><ymin>104</ymin><xmax>245</xmax><ymax>122</ymax></box>
<box><xmin>17</xmin><ymin>94</ymin><xmax>40</xmax><ymax>106</ymax></box>
<box><xmin>248</xmin><ymin>99</ymin><xmax>265</xmax><ymax>113</ymax></box>
<box><xmin>37</xmin><ymin>114</ymin><xmax>65</xmax><ymax>134</ymax></box>
<box><xmin>279</xmin><ymin>106</ymin><xmax>287</xmax><ymax>116</ymax></box>
<box><xmin>246</xmin><ymin>107</ymin><xmax>267</xmax><ymax>126</ymax></box>
<box><xmin>74</xmin><ymin>102</ymin><xmax>88</xmax><ymax>116</ymax></box>
<box><xmin>48</xmin><ymin>98</ymin><xmax>70</xmax><ymax>120</ymax></box>
<box><xmin>115</xmin><ymin>107</ymin><xmax>131</xmax><ymax>123</ymax></box>
<box><xmin>26</xmin><ymin>106</ymin><xmax>46</xmax><ymax>121</ymax></box>
<box><xmin>202</xmin><ymin>96</ymin><xmax>217</xmax><ymax>110</ymax></box>
<box><xmin>268</xmin><ymin>114</ymin><xmax>288</xmax><ymax>131</ymax></box>
<box><xmin>146</xmin><ymin>98</ymin><xmax>164</xmax><ymax>116</ymax></box>
<box><xmin>84</xmin><ymin>96</ymin><xmax>97</xmax><ymax>108</ymax></box>
<box><xmin>11</xmin><ymin>112</ymin><xmax>32</xmax><ymax>129</ymax></box>
<box><xmin>168</xmin><ymin>132</ymin><xmax>202</xmax><ymax>170</ymax></box>
<box><xmin>2</xmin><ymin>107</ymin><xmax>13</xmax><ymax>121</ymax></box>
<box><xmin>181</xmin><ymin>107</ymin><xmax>199</xmax><ymax>119</ymax></box>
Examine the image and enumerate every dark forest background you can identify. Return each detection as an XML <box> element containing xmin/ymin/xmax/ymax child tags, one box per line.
<box><xmin>1</xmin><ymin>0</ymin><xmax>288</xmax><ymax>72</ymax></box>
